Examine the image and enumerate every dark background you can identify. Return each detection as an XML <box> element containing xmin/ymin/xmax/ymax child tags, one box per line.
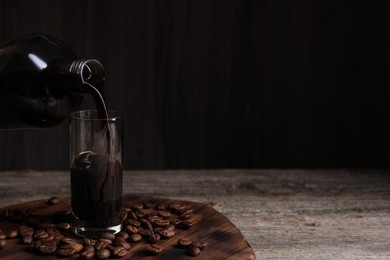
<box><xmin>1</xmin><ymin>0</ymin><xmax>390</xmax><ymax>170</ymax></box>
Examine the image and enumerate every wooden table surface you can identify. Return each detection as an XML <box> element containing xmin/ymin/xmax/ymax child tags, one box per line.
<box><xmin>0</xmin><ymin>169</ymin><xmax>389</xmax><ymax>259</ymax></box>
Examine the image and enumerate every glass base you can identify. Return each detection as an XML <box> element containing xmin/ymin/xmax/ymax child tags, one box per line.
<box><xmin>71</xmin><ymin>219</ymin><xmax>122</xmax><ymax>238</ymax></box>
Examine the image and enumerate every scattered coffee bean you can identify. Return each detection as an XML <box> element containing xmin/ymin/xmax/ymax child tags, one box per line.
<box><xmin>34</xmin><ymin>229</ymin><xmax>48</xmax><ymax>239</ymax></box>
<box><xmin>83</xmin><ymin>237</ymin><xmax>97</xmax><ymax>245</ymax></box>
<box><xmin>180</xmin><ymin>212</ymin><xmax>193</xmax><ymax>220</ymax></box>
<box><xmin>135</xmin><ymin>210</ymin><xmax>147</xmax><ymax>218</ymax></box>
<box><xmin>178</xmin><ymin>220</ymin><xmax>193</xmax><ymax>230</ymax></box>
<box><xmin>128</xmin><ymin>233</ymin><xmax>142</xmax><ymax>243</ymax></box>
<box><xmin>143</xmin><ymin>201</ymin><xmax>154</xmax><ymax>209</ymax></box>
<box><xmin>192</xmin><ymin>240</ymin><xmax>208</xmax><ymax>250</ymax></box>
<box><xmin>83</xmin><ymin>244</ymin><xmax>95</xmax><ymax>252</ymax></box>
<box><xmin>132</xmin><ymin>203</ymin><xmax>144</xmax><ymax>211</ymax></box>
<box><xmin>158</xmin><ymin>229</ymin><xmax>175</xmax><ymax>239</ymax></box>
<box><xmin>116</xmin><ymin>231</ymin><xmax>129</xmax><ymax>240</ymax></box>
<box><xmin>0</xmin><ymin>239</ymin><xmax>6</xmax><ymax>249</ymax></box>
<box><xmin>21</xmin><ymin>234</ymin><xmax>33</xmax><ymax>244</ymax></box>
<box><xmin>126</xmin><ymin>225</ymin><xmax>138</xmax><ymax>234</ymax></box>
<box><xmin>187</xmin><ymin>245</ymin><xmax>201</xmax><ymax>256</ymax></box>
<box><xmin>39</xmin><ymin>243</ymin><xmax>57</xmax><ymax>254</ymax></box>
<box><xmin>58</xmin><ymin>244</ymin><xmax>76</xmax><ymax>256</ymax></box>
<box><xmin>71</xmin><ymin>242</ymin><xmax>84</xmax><ymax>253</ymax></box>
<box><xmin>6</xmin><ymin>229</ymin><xmax>18</xmax><ymax>238</ymax></box>
<box><xmin>144</xmin><ymin>244</ymin><xmax>162</xmax><ymax>255</ymax></box>
<box><xmin>100</xmin><ymin>232</ymin><xmax>115</xmax><ymax>241</ymax></box>
<box><xmin>70</xmin><ymin>253</ymin><xmax>81</xmax><ymax>259</ymax></box>
<box><xmin>57</xmin><ymin>222</ymin><xmax>71</xmax><ymax>230</ymax></box>
<box><xmin>18</xmin><ymin>225</ymin><xmax>34</xmax><ymax>236</ymax></box>
<box><xmin>48</xmin><ymin>196</ymin><xmax>60</xmax><ymax>205</ymax></box>
<box><xmin>177</xmin><ymin>238</ymin><xmax>193</xmax><ymax>248</ymax></box>
<box><xmin>0</xmin><ymin>232</ymin><xmax>6</xmax><ymax>239</ymax></box>
<box><xmin>154</xmin><ymin>219</ymin><xmax>170</xmax><ymax>227</ymax></box>
<box><xmin>147</xmin><ymin>233</ymin><xmax>161</xmax><ymax>244</ymax></box>
<box><xmin>95</xmin><ymin>240</ymin><xmax>110</xmax><ymax>250</ymax></box>
<box><xmin>139</xmin><ymin>229</ymin><xmax>154</xmax><ymax>237</ymax></box>
<box><xmin>140</xmin><ymin>218</ymin><xmax>153</xmax><ymax>229</ymax></box>
<box><xmin>167</xmin><ymin>224</ymin><xmax>176</xmax><ymax>231</ymax></box>
<box><xmin>96</xmin><ymin>248</ymin><xmax>111</xmax><ymax>259</ymax></box>
<box><xmin>113</xmin><ymin>237</ymin><xmax>131</xmax><ymax>250</ymax></box>
<box><xmin>81</xmin><ymin>250</ymin><xmax>95</xmax><ymax>259</ymax></box>
<box><xmin>158</xmin><ymin>210</ymin><xmax>172</xmax><ymax>218</ymax></box>
<box><xmin>170</xmin><ymin>218</ymin><xmax>182</xmax><ymax>226</ymax></box>
<box><xmin>155</xmin><ymin>203</ymin><xmax>166</xmax><ymax>210</ymax></box>
<box><xmin>62</xmin><ymin>237</ymin><xmax>78</xmax><ymax>244</ymax></box>
<box><xmin>113</xmin><ymin>246</ymin><xmax>128</xmax><ymax>257</ymax></box>
<box><xmin>124</xmin><ymin>218</ymin><xmax>141</xmax><ymax>227</ymax></box>
<box><xmin>127</xmin><ymin>209</ymin><xmax>138</xmax><ymax>220</ymax></box>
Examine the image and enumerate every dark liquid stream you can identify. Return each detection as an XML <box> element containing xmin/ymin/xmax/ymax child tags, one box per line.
<box><xmin>70</xmin><ymin>81</ymin><xmax>122</xmax><ymax>227</ymax></box>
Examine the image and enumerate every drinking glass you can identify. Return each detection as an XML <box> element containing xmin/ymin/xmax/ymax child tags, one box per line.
<box><xmin>69</xmin><ymin>110</ymin><xmax>123</xmax><ymax>238</ymax></box>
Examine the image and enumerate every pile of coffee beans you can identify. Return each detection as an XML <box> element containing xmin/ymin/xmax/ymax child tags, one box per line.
<box><xmin>0</xmin><ymin>197</ymin><xmax>208</xmax><ymax>258</ymax></box>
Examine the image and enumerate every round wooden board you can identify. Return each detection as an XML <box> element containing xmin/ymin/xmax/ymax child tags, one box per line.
<box><xmin>0</xmin><ymin>194</ymin><xmax>255</xmax><ymax>259</ymax></box>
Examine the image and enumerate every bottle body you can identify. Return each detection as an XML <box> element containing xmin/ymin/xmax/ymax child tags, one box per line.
<box><xmin>0</xmin><ymin>34</ymin><xmax>99</xmax><ymax>128</ymax></box>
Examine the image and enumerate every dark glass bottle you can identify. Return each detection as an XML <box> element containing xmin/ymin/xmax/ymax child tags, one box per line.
<box><xmin>0</xmin><ymin>34</ymin><xmax>104</xmax><ymax>128</ymax></box>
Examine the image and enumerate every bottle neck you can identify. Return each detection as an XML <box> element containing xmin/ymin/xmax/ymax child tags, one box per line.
<box><xmin>49</xmin><ymin>58</ymin><xmax>105</xmax><ymax>94</ymax></box>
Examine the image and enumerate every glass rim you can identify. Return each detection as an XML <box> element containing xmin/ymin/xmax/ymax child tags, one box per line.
<box><xmin>70</xmin><ymin>110</ymin><xmax>122</xmax><ymax>121</ymax></box>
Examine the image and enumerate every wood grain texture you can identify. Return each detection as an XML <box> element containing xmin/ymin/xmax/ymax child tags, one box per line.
<box><xmin>1</xmin><ymin>1</ymin><xmax>390</xmax><ymax>170</ymax></box>
<box><xmin>0</xmin><ymin>169</ymin><xmax>390</xmax><ymax>259</ymax></box>
<box><xmin>0</xmin><ymin>195</ymin><xmax>255</xmax><ymax>259</ymax></box>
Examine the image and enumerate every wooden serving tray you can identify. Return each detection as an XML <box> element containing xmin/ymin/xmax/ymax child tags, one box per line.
<box><xmin>0</xmin><ymin>194</ymin><xmax>255</xmax><ymax>259</ymax></box>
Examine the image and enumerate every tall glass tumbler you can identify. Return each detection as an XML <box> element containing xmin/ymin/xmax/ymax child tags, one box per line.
<box><xmin>70</xmin><ymin>110</ymin><xmax>123</xmax><ymax>238</ymax></box>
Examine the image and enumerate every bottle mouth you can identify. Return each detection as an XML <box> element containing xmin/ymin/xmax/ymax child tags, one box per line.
<box><xmin>69</xmin><ymin>59</ymin><xmax>105</xmax><ymax>84</ymax></box>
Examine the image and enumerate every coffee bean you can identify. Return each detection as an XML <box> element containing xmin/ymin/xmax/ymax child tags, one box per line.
<box><xmin>57</xmin><ymin>222</ymin><xmax>71</xmax><ymax>230</ymax></box>
<box><xmin>170</xmin><ymin>218</ymin><xmax>182</xmax><ymax>226</ymax></box>
<box><xmin>58</xmin><ymin>244</ymin><xmax>76</xmax><ymax>256</ymax></box>
<box><xmin>177</xmin><ymin>238</ymin><xmax>193</xmax><ymax>248</ymax></box>
<box><xmin>81</xmin><ymin>250</ymin><xmax>95</xmax><ymax>259</ymax></box>
<box><xmin>120</xmin><ymin>210</ymin><xmax>128</xmax><ymax>221</ymax></box>
<box><xmin>135</xmin><ymin>210</ymin><xmax>147</xmax><ymax>218</ymax></box>
<box><xmin>145</xmin><ymin>244</ymin><xmax>162</xmax><ymax>255</ymax></box>
<box><xmin>180</xmin><ymin>212</ymin><xmax>193</xmax><ymax>220</ymax></box>
<box><xmin>113</xmin><ymin>237</ymin><xmax>131</xmax><ymax>249</ymax></box>
<box><xmin>40</xmin><ymin>234</ymin><xmax>55</xmax><ymax>242</ymax></box>
<box><xmin>83</xmin><ymin>244</ymin><xmax>95</xmax><ymax>252</ymax></box>
<box><xmin>0</xmin><ymin>232</ymin><xmax>6</xmax><ymax>239</ymax></box>
<box><xmin>187</xmin><ymin>245</ymin><xmax>201</xmax><ymax>256</ymax></box>
<box><xmin>147</xmin><ymin>233</ymin><xmax>161</xmax><ymax>244</ymax></box>
<box><xmin>143</xmin><ymin>201</ymin><xmax>154</xmax><ymax>209</ymax></box>
<box><xmin>21</xmin><ymin>234</ymin><xmax>33</xmax><ymax>244</ymax></box>
<box><xmin>192</xmin><ymin>240</ymin><xmax>208</xmax><ymax>250</ymax></box>
<box><xmin>113</xmin><ymin>246</ymin><xmax>128</xmax><ymax>257</ymax></box>
<box><xmin>100</xmin><ymin>232</ymin><xmax>115</xmax><ymax>241</ymax></box>
<box><xmin>126</xmin><ymin>225</ymin><xmax>138</xmax><ymax>234</ymax></box>
<box><xmin>116</xmin><ymin>231</ymin><xmax>129</xmax><ymax>240</ymax></box>
<box><xmin>83</xmin><ymin>237</ymin><xmax>97</xmax><ymax>245</ymax></box>
<box><xmin>178</xmin><ymin>220</ymin><xmax>192</xmax><ymax>230</ymax></box>
<box><xmin>128</xmin><ymin>233</ymin><xmax>142</xmax><ymax>243</ymax></box>
<box><xmin>6</xmin><ymin>229</ymin><xmax>18</xmax><ymax>238</ymax></box>
<box><xmin>95</xmin><ymin>240</ymin><xmax>110</xmax><ymax>250</ymax></box>
<box><xmin>70</xmin><ymin>253</ymin><xmax>81</xmax><ymax>259</ymax></box>
<box><xmin>158</xmin><ymin>210</ymin><xmax>172</xmax><ymax>218</ymax></box>
<box><xmin>132</xmin><ymin>203</ymin><xmax>144</xmax><ymax>211</ymax></box>
<box><xmin>34</xmin><ymin>229</ymin><xmax>48</xmax><ymax>239</ymax></box>
<box><xmin>124</xmin><ymin>218</ymin><xmax>141</xmax><ymax>227</ymax></box>
<box><xmin>127</xmin><ymin>209</ymin><xmax>138</xmax><ymax>220</ymax></box>
<box><xmin>154</xmin><ymin>219</ymin><xmax>170</xmax><ymax>227</ymax></box>
<box><xmin>139</xmin><ymin>229</ymin><xmax>154</xmax><ymax>237</ymax></box>
<box><xmin>71</xmin><ymin>242</ymin><xmax>84</xmax><ymax>253</ymax></box>
<box><xmin>170</xmin><ymin>203</ymin><xmax>191</xmax><ymax>214</ymax></box>
<box><xmin>39</xmin><ymin>242</ymin><xmax>57</xmax><ymax>254</ymax></box>
<box><xmin>0</xmin><ymin>239</ymin><xmax>6</xmax><ymax>249</ymax></box>
<box><xmin>140</xmin><ymin>218</ymin><xmax>153</xmax><ymax>229</ymax></box>
<box><xmin>47</xmin><ymin>196</ymin><xmax>60</xmax><ymax>205</ymax></box>
<box><xmin>158</xmin><ymin>229</ymin><xmax>175</xmax><ymax>239</ymax></box>
<box><xmin>27</xmin><ymin>240</ymin><xmax>41</xmax><ymax>251</ymax></box>
<box><xmin>150</xmin><ymin>215</ymin><xmax>163</xmax><ymax>221</ymax></box>
<box><xmin>18</xmin><ymin>225</ymin><xmax>34</xmax><ymax>236</ymax></box>
<box><xmin>96</xmin><ymin>248</ymin><xmax>111</xmax><ymax>259</ymax></box>
<box><xmin>167</xmin><ymin>224</ymin><xmax>176</xmax><ymax>231</ymax></box>
<box><xmin>155</xmin><ymin>203</ymin><xmax>166</xmax><ymax>210</ymax></box>
<box><xmin>62</xmin><ymin>237</ymin><xmax>78</xmax><ymax>244</ymax></box>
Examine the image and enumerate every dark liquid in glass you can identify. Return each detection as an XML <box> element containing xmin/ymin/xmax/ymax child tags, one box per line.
<box><xmin>70</xmin><ymin>81</ymin><xmax>122</xmax><ymax>228</ymax></box>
